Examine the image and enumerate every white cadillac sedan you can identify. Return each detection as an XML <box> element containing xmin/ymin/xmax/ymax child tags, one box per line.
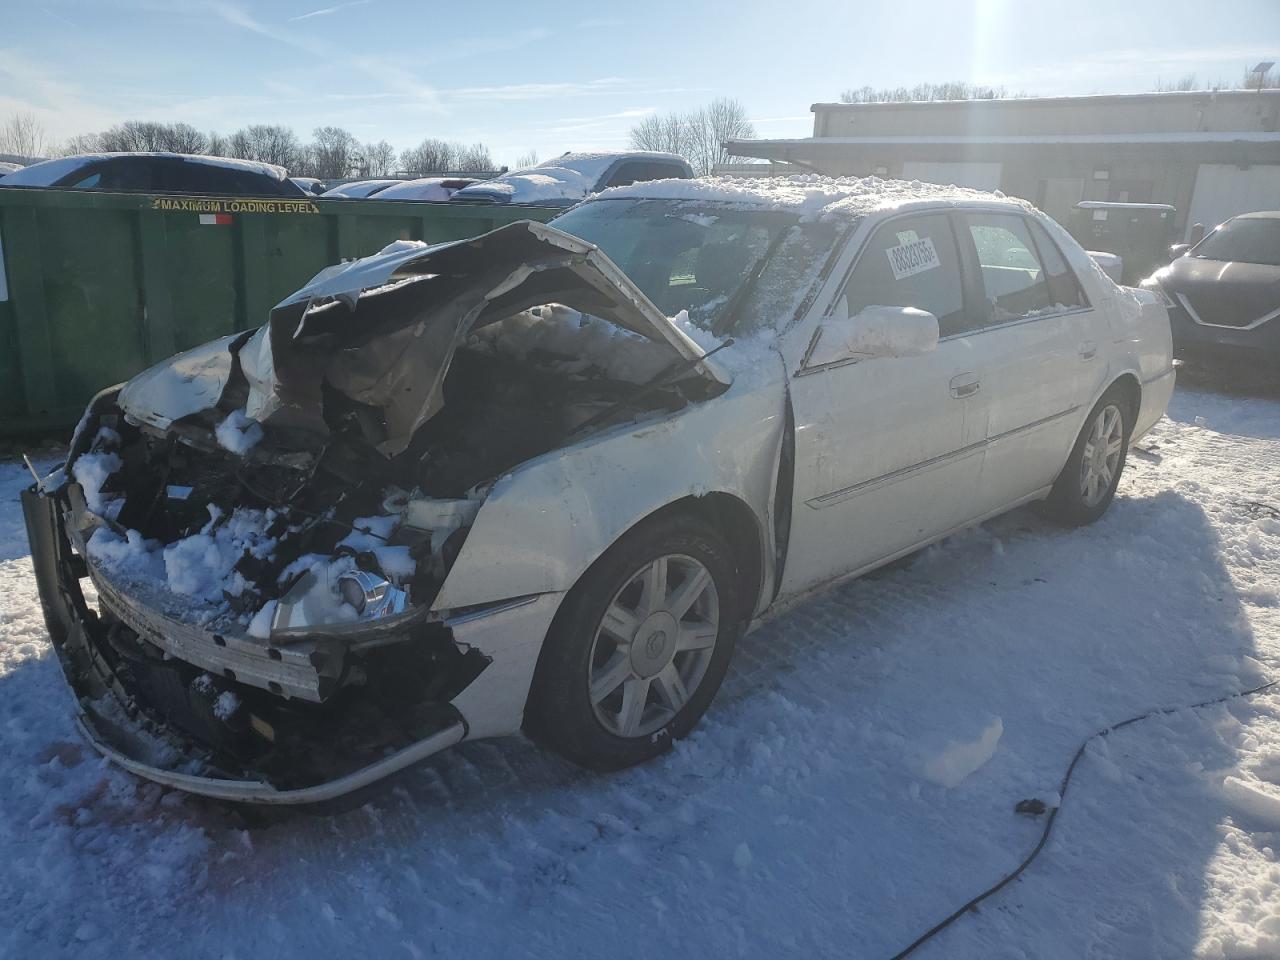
<box><xmin>22</xmin><ymin>176</ymin><xmax>1174</xmax><ymax>803</ymax></box>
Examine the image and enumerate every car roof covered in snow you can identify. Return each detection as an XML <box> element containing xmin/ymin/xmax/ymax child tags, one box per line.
<box><xmin>0</xmin><ymin>152</ymin><xmax>290</xmax><ymax>186</ymax></box>
<box><xmin>595</xmin><ymin>174</ymin><xmax>1030</xmax><ymax>222</ymax></box>
<box><xmin>532</xmin><ymin>150</ymin><xmax>689</xmax><ymax>180</ymax></box>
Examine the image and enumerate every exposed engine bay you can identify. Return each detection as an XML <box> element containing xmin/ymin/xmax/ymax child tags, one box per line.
<box><xmin>77</xmin><ymin>304</ymin><xmax>704</xmax><ymax>648</ymax></box>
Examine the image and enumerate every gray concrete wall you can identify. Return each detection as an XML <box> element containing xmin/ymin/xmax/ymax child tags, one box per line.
<box><xmin>813</xmin><ymin>91</ymin><xmax>1280</xmax><ymax>137</ymax></box>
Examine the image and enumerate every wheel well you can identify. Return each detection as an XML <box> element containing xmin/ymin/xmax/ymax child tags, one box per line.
<box><xmin>643</xmin><ymin>493</ymin><xmax>765</xmax><ymax>622</ymax></box>
<box><xmin>1109</xmin><ymin>373</ymin><xmax>1141</xmax><ymax>421</ymax></box>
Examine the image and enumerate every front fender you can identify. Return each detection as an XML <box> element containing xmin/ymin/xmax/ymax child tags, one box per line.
<box><xmin>433</xmin><ymin>354</ymin><xmax>789</xmax><ymax>613</ymax></box>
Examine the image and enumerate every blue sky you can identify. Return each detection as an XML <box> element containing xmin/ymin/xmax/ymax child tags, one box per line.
<box><xmin>1</xmin><ymin>0</ymin><xmax>1277</xmax><ymax>166</ymax></box>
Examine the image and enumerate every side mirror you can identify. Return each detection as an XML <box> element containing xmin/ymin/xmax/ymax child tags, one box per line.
<box><xmin>808</xmin><ymin>303</ymin><xmax>939</xmax><ymax>367</ymax></box>
<box><xmin>1167</xmin><ymin>242</ymin><xmax>1191</xmax><ymax>260</ymax></box>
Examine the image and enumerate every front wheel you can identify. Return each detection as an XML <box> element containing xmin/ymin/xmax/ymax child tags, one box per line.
<box><xmin>524</xmin><ymin>513</ymin><xmax>742</xmax><ymax>771</ymax></box>
<box><xmin>1039</xmin><ymin>388</ymin><xmax>1132</xmax><ymax>526</ymax></box>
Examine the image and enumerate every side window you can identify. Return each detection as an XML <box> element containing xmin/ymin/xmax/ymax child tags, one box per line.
<box><xmin>601</xmin><ymin>161</ymin><xmax>686</xmax><ymax>189</ymax></box>
<box><xmin>964</xmin><ymin>213</ymin><xmax>1052</xmax><ymax>324</ymax></box>
<box><xmin>65</xmin><ymin>169</ymin><xmax>103</xmax><ymax>188</ymax></box>
<box><xmin>842</xmin><ymin>213</ymin><xmax>967</xmax><ymax>337</ymax></box>
<box><xmin>1027</xmin><ymin>219</ymin><xmax>1088</xmax><ymax>309</ymax></box>
<box><xmin>82</xmin><ymin>158</ymin><xmax>155</xmax><ymax>192</ymax></box>
<box><xmin>159</xmin><ymin>160</ymin><xmax>227</xmax><ymax>194</ymax></box>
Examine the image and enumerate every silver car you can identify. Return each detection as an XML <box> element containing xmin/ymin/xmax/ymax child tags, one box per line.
<box><xmin>22</xmin><ymin>177</ymin><xmax>1174</xmax><ymax>803</ymax></box>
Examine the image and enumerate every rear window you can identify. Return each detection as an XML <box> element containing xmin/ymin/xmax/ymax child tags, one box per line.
<box><xmin>1192</xmin><ymin>218</ymin><xmax>1280</xmax><ymax>267</ymax></box>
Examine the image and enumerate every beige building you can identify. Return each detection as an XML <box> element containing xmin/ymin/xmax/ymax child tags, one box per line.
<box><xmin>727</xmin><ymin>90</ymin><xmax>1280</xmax><ymax>240</ymax></box>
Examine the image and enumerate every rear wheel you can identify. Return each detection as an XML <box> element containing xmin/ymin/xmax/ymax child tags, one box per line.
<box><xmin>1039</xmin><ymin>387</ymin><xmax>1132</xmax><ymax>526</ymax></box>
<box><xmin>525</xmin><ymin>513</ymin><xmax>742</xmax><ymax>771</ymax></box>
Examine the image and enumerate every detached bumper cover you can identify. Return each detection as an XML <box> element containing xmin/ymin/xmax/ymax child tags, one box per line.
<box><xmin>21</xmin><ymin>484</ymin><xmax>558</xmax><ymax>804</ymax></box>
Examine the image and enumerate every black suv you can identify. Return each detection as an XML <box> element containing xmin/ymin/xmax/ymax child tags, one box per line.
<box><xmin>0</xmin><ymin>152</ymin><xmax>307</xmax><ymax>197</ymax></box>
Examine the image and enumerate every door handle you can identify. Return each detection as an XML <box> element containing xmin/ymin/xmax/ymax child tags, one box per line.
<box><xmin>949</xmin><ymin>373</ymin><xmax>980</xmax><ymax>399</ymax></box>
<box><xmin>1078</xmin><ymin>341</ymin><xmax>1097</xmax><ymax>361</ymax></box>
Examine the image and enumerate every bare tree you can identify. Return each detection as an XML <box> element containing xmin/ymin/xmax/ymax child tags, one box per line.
<box><xmin>455</xmin><ymin>142</ymin><xmax>494</xmax><ymax>173</ymax></box>
<box><xmin>629</xmin><ymin>111</ymin><xmax>687</xmax><ymax>156</ymax></box>
<box><xmin>95</xmin><ymin>121</ymin><xmax>209</xmax><ymax>153</ymax></box>
<box><xmin>205</xmin><ymin>131</ymin><xmax>229</xmax><ymax>157</ymax></box>
<box><xmin>839</xmin><ymin>81</ymin><xmax>1021</xmax><ymax>103</ymax></box>
<box><xmin>399</xmin><ymin>138</ymin><xmax>457</xmax><ymax>174</ymax></box>
<box><xmin>0</xmin><ymin>111</ymin><xmax>51</xmax><ymax>158</ymax></box>
<box><xmin>514</xmin><ymin>149</ymin><xmax>539</xmax><ymax>169</ymax></box>
<box><xmin>305</xmin><ymin>126</ymin><xmax>361</xmax><ymax>179</ymax></box>
<box><xmin>688</xmin><ymin>98</ymin><xmax>757</xmax><ymax>174</ymax></box>
<box><xmin>227</xmin><ymin>124</ymin><xmax>300</xmax><ymax>167</ymax></box>
<box><xmin>58</xmin><ymin>132</ymin><xmax>103</xmax><ymax>157</ymax></box>
<box><xmin>363</xmin><ymin>139</ymin><xmax>396</xmax><ymax>177</ymax></box>
<box><xmin>1241</xmin><ymin>64</ymin><xmax>1279</xmax><ymax>90</ymax></box>
<box><xmin>628</xmin><ymin>98</ymin><xmax>756</xmax><ymax>175</ymax></box>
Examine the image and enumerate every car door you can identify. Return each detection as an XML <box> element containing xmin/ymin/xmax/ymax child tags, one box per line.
<box><xmin>778</xmin><ymin>211</ymin><xmax>988</xmax><ymax>597</ymax></box>
<box><xmin>955</xmin><ymin>210</ymin><xmax>1100</xmax><ymax>515</ymax></box>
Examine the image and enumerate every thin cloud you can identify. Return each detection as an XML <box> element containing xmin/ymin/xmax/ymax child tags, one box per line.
<box><xmin>289</xmin><ymin>0</ymin><xmax>372</xmax><ymax>21</ymax></box>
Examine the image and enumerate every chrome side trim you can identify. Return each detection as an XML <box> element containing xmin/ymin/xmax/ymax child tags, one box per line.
<box><xmin>808</xmin><ymin>441</ymin><xmax>985</xmax><ymax>509</ymax></box>
<box><xmin>1176</xmin><ymin>292</ymin><xmax>1280</xmax><ymax>331</ymax></box>
<box><xmin>442</xmin><ymin>593</ymin><xmax>543</xmax><ymax>627</ymax></box>
<box><xmin>806</xmin><ymin>404</ymin><xmax>1081</xmax><ymax>510</ymax></box>
<box><xmin>77</xmin><ymin>712</ymin><xmax>467</xmax><ymax>805</ymax></box>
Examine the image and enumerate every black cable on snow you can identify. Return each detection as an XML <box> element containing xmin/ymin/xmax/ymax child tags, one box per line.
<box><xmin>887</xmin><ymin>678</ymin><xmax>1279</xmax><ymax>960</ymax></box>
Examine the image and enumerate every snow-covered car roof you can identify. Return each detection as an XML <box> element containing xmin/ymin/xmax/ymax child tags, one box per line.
<box><xmin>0</xmin><ymin>160</ymin><xmax>23</xmax><ymax>175</ymax></box>
<box><xmin>451</xmin><ymin>151</ymin><xmax>692</xmax><ymax>205</ymax></box>
<box><xmin>319</xmin><ymin>179</ymin><xmax>404</xmax><ymax>199</ymax></box>
<box><xmin>533</xmin><ymin>150</ymin><xmax>688</xmax><ymax>181</ymax></box>
<box><xmin>595</xmin><ymin>174</ymin><xmax>1029</xmax><ymax>222</ymax></box>
<box><xmin>371</xmin><ymin>177</ymin><xmax>477</xmax><ymax>201</ymax></box>
<box><xmin>0</xmin><ymin>152</ymin><xmax>290</xmax><ymax>186</ymax></box>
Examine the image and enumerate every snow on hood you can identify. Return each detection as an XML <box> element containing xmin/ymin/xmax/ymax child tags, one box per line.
<box><xmin>453</xmin><ymin>168</ymin><xmax>593</xmax><ymax>204</ymax></box>
<box><xmin>598</xmin><ymin>174</ymin><xmax>1026</xmax><ymax>222</ymax></box>
<box><xmin>0</xmin><ymin>152</ymin><xmax>290</xmax><ymax>186</ymax></box>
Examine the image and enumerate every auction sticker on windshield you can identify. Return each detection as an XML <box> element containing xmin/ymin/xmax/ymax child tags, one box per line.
<box><xmin>886</xmin><ymin>236</ymin><xmax>940</xmax><ymax>280</ymax></box>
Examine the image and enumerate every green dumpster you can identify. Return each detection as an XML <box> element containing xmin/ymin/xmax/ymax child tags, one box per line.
<box><xmin>0</xmin><ymin>188</ymin><xmax>559</xmax><ymax>436</ymax></box>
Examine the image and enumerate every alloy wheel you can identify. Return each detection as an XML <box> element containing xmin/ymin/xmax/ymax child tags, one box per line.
<box><xmin>1079</xmin><ymin>403</ymin><xmax>1124</xmax><ymax>507</ymax></box>
<box><xmin>587</xmin><ymin>553</ymin><xmax>720</xmax><ymax>738</ymax></box>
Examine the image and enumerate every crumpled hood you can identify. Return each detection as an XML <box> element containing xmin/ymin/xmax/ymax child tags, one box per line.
<box><xmin>118</xmin><ymin>220</ymin><xmax>725</xmax><ymax>456</ymax></box>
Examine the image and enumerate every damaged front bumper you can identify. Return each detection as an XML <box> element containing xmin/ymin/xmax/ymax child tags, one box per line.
<box><xmin>22</xmin><ymin>481</ymin><xmax>563</xmax><ymax>804</ymax></box>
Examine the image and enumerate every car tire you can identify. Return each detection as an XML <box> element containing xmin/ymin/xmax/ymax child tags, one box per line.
<box><xmin>1039</xmin><ymin>386</ymin><xmax>1133</xmax><ymax>526</ymax></box>
<box><xmin>524</xmin><ymin>511</ymin><xmax>743</xmax><ymax>771</ymax></box>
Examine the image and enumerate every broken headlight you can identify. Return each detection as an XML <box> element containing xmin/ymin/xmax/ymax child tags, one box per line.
<box><xmin>337</xmin><ymin>570</ymin><xmax>408</xmax><ymax>619</ymax></box>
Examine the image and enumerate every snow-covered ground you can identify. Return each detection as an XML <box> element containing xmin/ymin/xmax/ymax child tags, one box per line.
<box><xmin>1</xmin><ymin>381</ymin><xmax>1278</xmax><ymax>960</ymax></box>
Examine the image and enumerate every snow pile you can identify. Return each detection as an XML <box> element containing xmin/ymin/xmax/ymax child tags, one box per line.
<box><xmin>214</xmin><ymin>409</ymin><xmax>263</xmax><ymax>455</ymax></box>
<box><xmin>373</xmin><ymin>178</ymin><xmax>458</xmax><ymax>202</ymax></box>
<box><xmin>87</xmin><ymin>502</ymin><xmax>278</xmax><ymax>604</ymax></box>
<box><xmin>84</xmin><ymin>526</ymin><xmax>165</xmax><ymax>580</ymax></box>
<box><xmin>457</xmin><ymin>168</ymin><xmax>592</xmax><ymax>203</ymax></box>
<box><xmin>599</xmin><ymin>173</ymin><xmax>1032</xmax><ymax>223</ymax></box>
<box><xmin>70</xmin><ymin>428</ymin><xmax>123</xmax><ymax>513</ymax></box>
<box><xmin>918</xmin><ymin>717</ymin><xmax>1004</xmax><ymax>788</ymax></box>
<box><xmin>161</xmin><ymin>504</ymin><xmax>277</xmax><ymax>602</ymax></box>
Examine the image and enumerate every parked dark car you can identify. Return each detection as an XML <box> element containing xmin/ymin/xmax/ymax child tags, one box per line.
<box><xmin>0</xmin><ymin>152</ymin><xmax>308</xmax><ymax>197</ymax></box>
<box><xmin>450</xmin><ymin>151</ymin><xmax>693</xmax><ymax>207</ymax></box>
<box><xmin>1141</xmin><ymin>211</ymin><xmax>1280</xmax><ymax>366</ymax></box>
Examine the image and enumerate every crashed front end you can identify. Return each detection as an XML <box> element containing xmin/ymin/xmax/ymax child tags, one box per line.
<box><xmin>23</xmin><ymin>221</ymin><xmax>724</xmax><ymax>803</ymax></box>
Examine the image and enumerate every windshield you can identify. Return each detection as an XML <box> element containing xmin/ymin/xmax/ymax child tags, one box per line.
<box><xmin>1191</xmin><ymin>218</ymin><xmax>1280</xmax><ymax>267</ymax></box>
<box><xmin>552</xmin><ymin>198</ymin><xmax>826</xmax><ymax>333</ymax></box>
